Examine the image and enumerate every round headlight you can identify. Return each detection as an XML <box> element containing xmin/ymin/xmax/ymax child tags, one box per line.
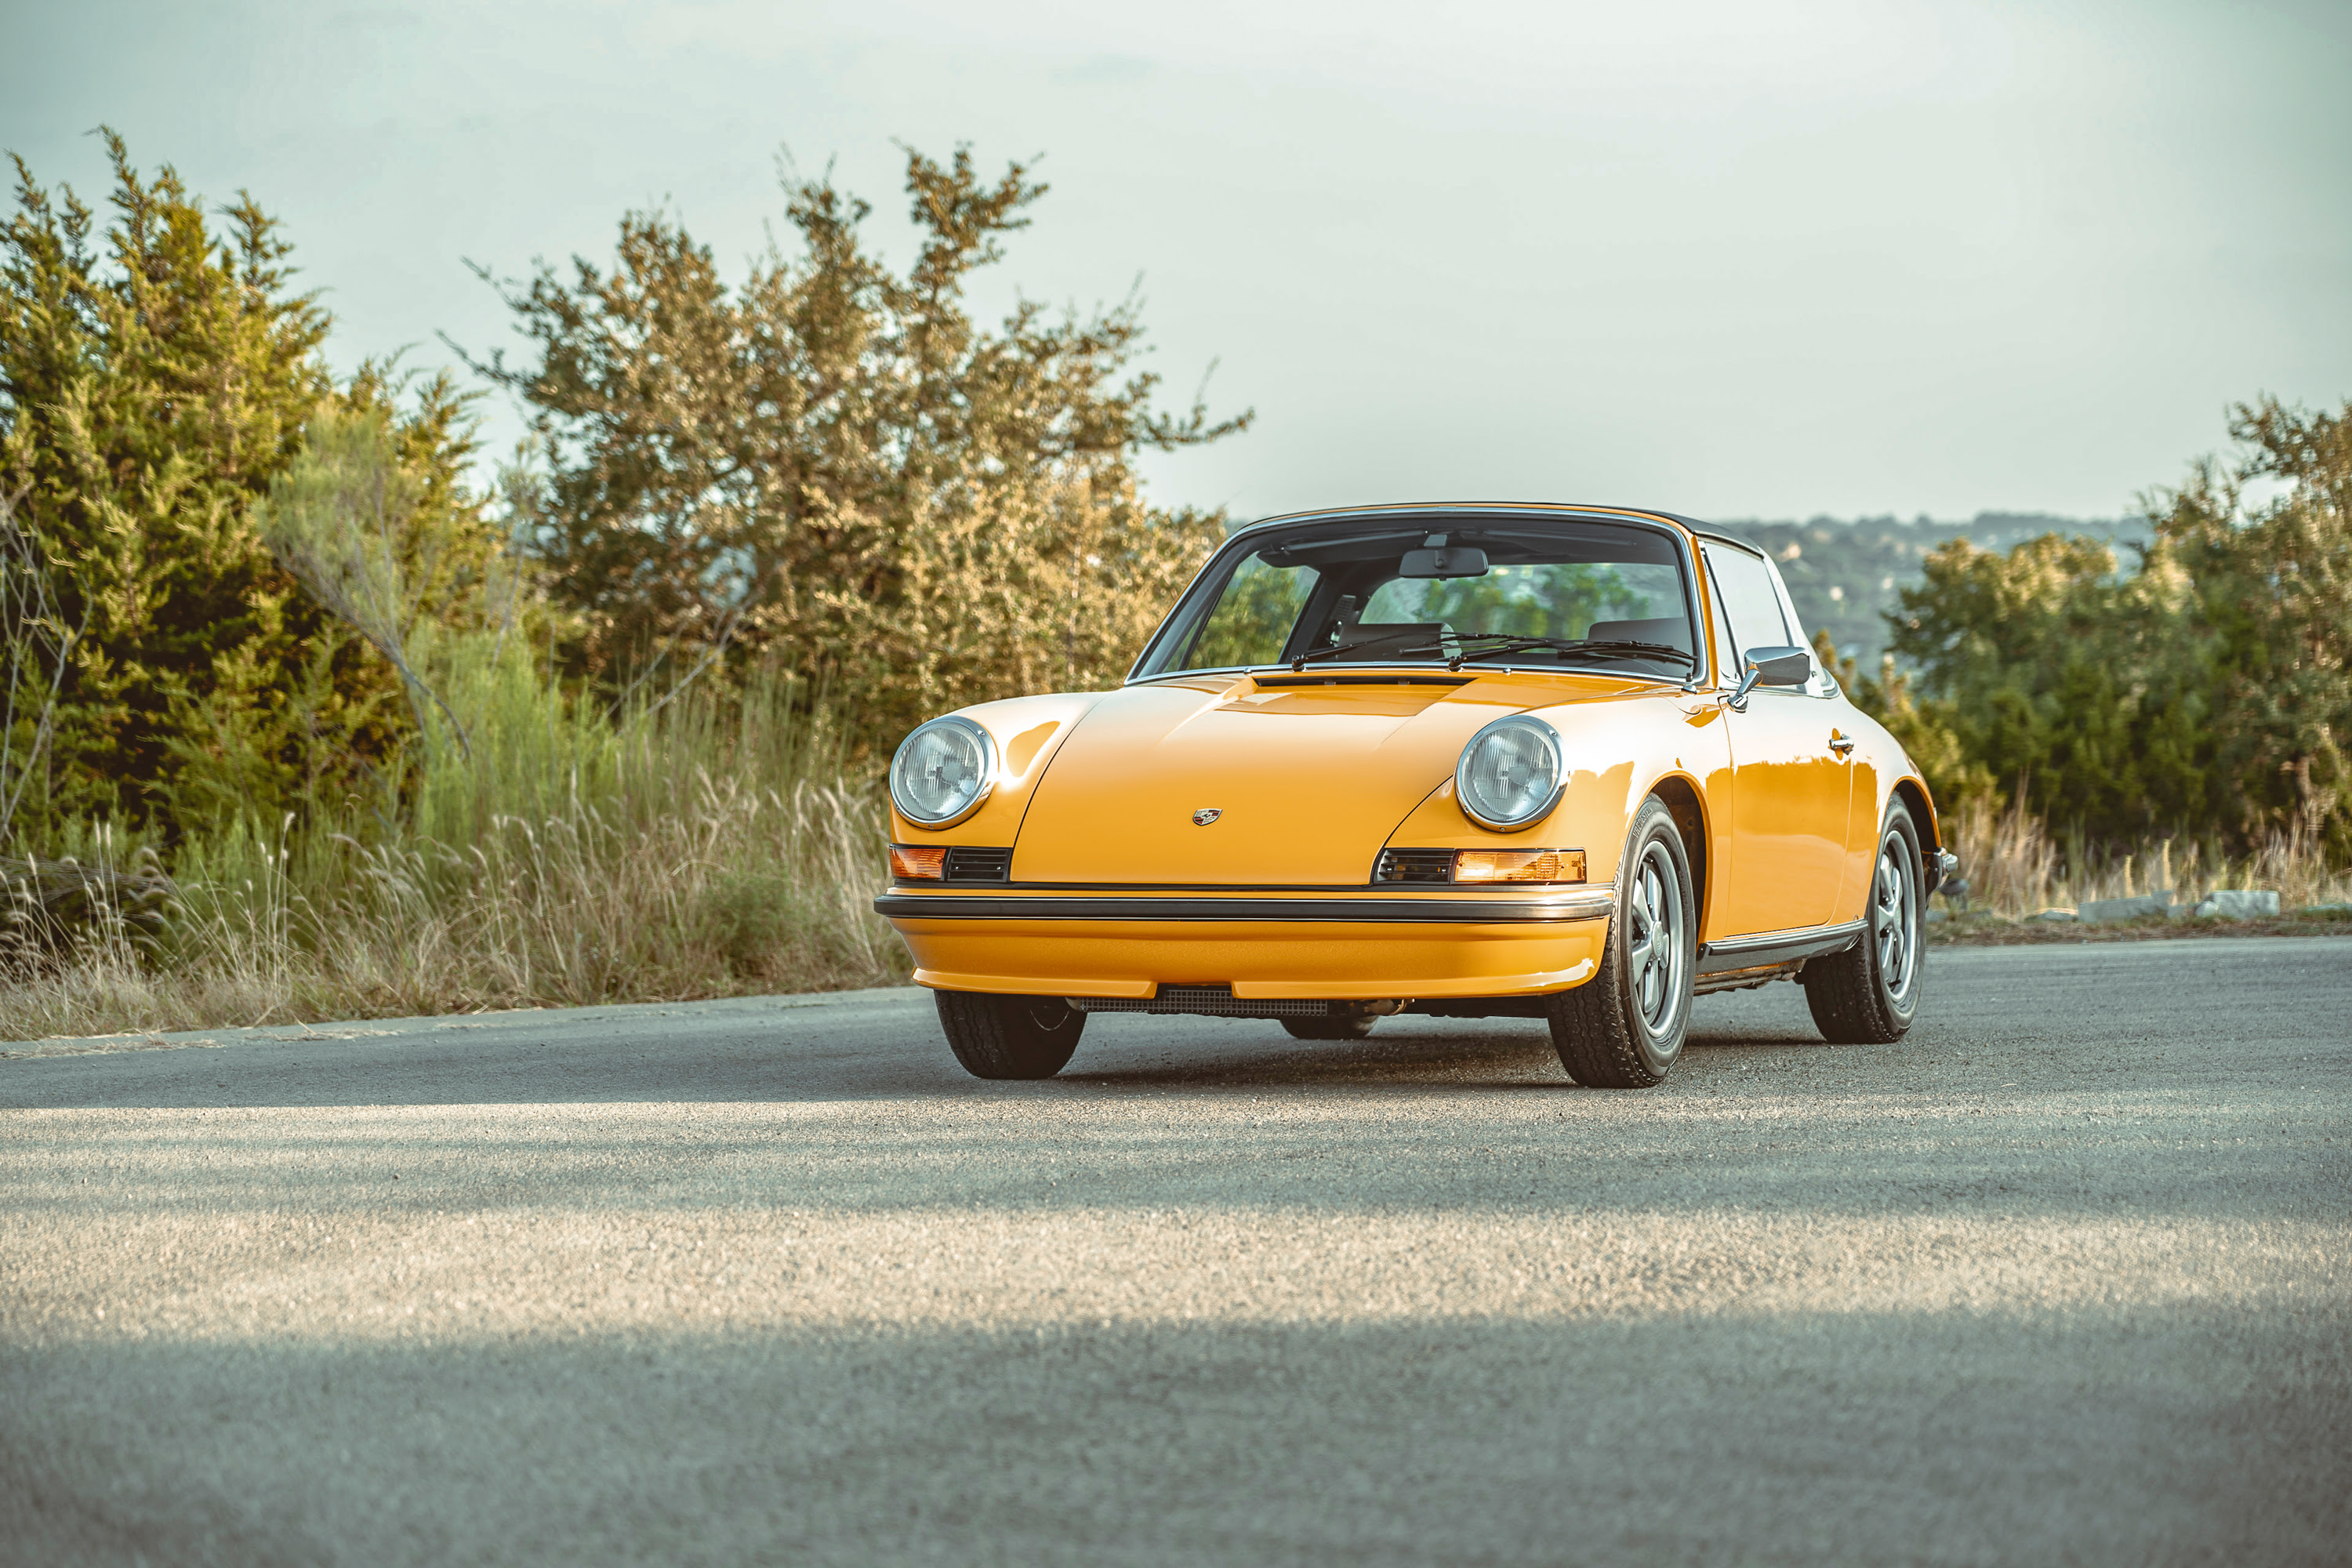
<box><xmin>1456</xmin><ymin>715</ymin><xmax>1565</xmax><ymax>831</ymax></box>
<box><xmin>889</xmin><ymin>716</ymin><xmax>997</xmax><ymax>828</ymax></box>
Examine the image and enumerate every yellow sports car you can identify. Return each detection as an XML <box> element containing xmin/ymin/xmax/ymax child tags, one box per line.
<box><xmin>876</xmin><ymin>503</ymin><xmax>1956</xmax><ymax>1087</ymax></box>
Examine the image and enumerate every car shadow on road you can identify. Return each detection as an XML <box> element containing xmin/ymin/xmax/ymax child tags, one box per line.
<box><xmin>1054</xmin><ymin>1014</ymin><xmax>1845</xmax><ymax>1093</ymax></box>
<box><xmin>1</xmin><ymin>1007</ymin><xmax>1865</xmax><ymax>1111</ymax></box>
<box><xmin>1061</xmin><ymin>1020</ymin><xmax>1563</xmax><ymax>1091</ymax></box>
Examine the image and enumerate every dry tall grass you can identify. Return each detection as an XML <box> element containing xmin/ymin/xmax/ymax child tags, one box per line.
<box><xmin>1940</xmin><ymin>795</ymin><xmax>2352</xmax><ymax>918</ymax></box>
<box><xmin>12</xmin><ymin>702</ymin><xmax>2347</xmax><ymax>1042</ymax></box>
<box><xmin>0</xmin><ymin>673</ymin><xmax>907</xmax><ymax>1042</ymax></box>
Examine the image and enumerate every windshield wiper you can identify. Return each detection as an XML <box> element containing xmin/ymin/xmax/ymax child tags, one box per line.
<box><xmin>1385</xmin><ymin>633</ymin><xmax>1697</xmax><ymax>672</ymax></box>
<box><xmin>1290</xmin><ymin>630</ymin><xmax>1696</xmax><ymax>674</ymax></box>
<box><xmin>1454</xmin><ymin>633</ymin><xmax>1694</xmax><ymax>666</ymax></box>
<box><xmin>1374</xmin><ymin>630</ymin><xmax>1693</xmax><ymax>667</ymax></box>
<box><xmin>1288</xmin><ymin>628</ymin><xmax>1444</xmax><ymax>670</ymax></box>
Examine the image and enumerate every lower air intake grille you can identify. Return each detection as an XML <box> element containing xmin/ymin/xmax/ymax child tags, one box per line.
<box><xmin>1073</xmin><ymin>985</ymin><xmax>1333</xmax><ymax>1018</ymax></box>
<box><xmin>1374</xmin><ymin>848</ymin><xmax>1455</xmax><ymax>884</ymax></box>
<box><xmin>943</xmin><ymin>846</ymin><xmax>1014</xmax><ymax>881</ymax></box>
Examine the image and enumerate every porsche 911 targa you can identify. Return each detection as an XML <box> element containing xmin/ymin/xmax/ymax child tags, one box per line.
<box><xmin>876</xmin><ymin>503</ymin><xmax>1958</xmax><ymax>1087</ymax></box>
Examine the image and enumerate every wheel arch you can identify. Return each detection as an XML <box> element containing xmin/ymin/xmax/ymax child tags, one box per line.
<box><xmin>1889</xmin><ymin>774</ymin><xmax>1940</xmax><ymax>876</ymax></box>
<box><xmin>1646</xmin><ymin>771</ymin><xmax>1710</xmax><ymax>937</ymax></box>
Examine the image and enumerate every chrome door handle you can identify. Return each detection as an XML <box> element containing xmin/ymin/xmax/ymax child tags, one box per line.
<box><xmin>1828</xmin><ymin>731</ymin><xmax>1856</xmax><ymax>756</ymax></box>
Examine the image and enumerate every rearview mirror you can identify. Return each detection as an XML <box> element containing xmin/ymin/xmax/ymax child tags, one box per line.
<box><xmin>1399</xmin><ymin>546</ymin><xmax>1489</xmax><ymax>579</ymax></box>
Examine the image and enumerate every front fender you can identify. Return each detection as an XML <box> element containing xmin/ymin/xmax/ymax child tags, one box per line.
<box><xmin>886</xmin><ymin>691</ymin><xmax>1113</xmax><ymax>844</ymax></box>
<box><xmin>1379</xmin><ymin>690</ymin><xmax>1732</xmax><ymax>893</ymax></box>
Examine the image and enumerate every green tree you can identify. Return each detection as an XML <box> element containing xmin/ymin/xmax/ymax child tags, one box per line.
<box><xmin>1</xmin><ymin>136</ymin><xmax>495</xmax><ymax>840</ymax></box>
<box><xmin>463</xmin><ymin>143</ymin><xmax>1248</xmax><ymax>746</ymax></box>
<box><xmin>2143</xmin><ymin>397</ymin><xmax>2351</xmax><ymax>852</ymax></box>
<box><xmin>164</xmin><ymin>365</ymin><xmax>499</xmax><ymax>833</ymax></box>
<box><xmin>1885</xmin><ymin>532</ymin><xmax>2215</xmax><ymax>839</ymax></box>
<box><xmin>1871</xmin><ymin>397</ymin><xmax>2350</xmax><ymax>855</ymax></box>
<box><xmin>2</xmin><ymin>132</ymin><xmax>334</xmax><ymax>834</ymax></box>
<box><xmin>257</xmin><ymin>388</ymin><xmax>516</xmax><ymax>765</ymax></box>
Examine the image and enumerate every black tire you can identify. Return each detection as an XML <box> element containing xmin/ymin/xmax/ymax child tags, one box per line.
<box><xmin>1547</xmin><ymin>797</ymin><xmax>1696</xmax><ymax>1087</ymax></box>
<box><xmin>1802</xmin><ymin>799</ymin><xmax>1925</xmax><ymax>1044</ymax></box>
<box><xmin>935</xmin><ymin>990</ymin><xmax>1084</xmax><ymax>1080</ymax></box>
<box><xmin>1279</xmin><ymin>1013</ymin><xmax>1377</xmax><ymax>1041</ymax></box>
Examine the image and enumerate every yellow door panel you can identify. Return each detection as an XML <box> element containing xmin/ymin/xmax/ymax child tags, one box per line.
<box><xmin>1718</xmin><ymin>691</ymin><xmax>1852</xmax><ymax>933</ymax></box>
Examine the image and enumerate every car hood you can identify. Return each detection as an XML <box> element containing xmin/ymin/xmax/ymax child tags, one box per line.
<box><xmin>1008</xmin><ymin>673</ymin><xmax>1644</xmax><ymax>885</ymax></box>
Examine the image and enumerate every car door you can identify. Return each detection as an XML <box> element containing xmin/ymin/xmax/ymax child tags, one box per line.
<box><xmin>1701</xmin><ymin>542</ymin><xmax>1853</xmax><ymax>934</ymax></box>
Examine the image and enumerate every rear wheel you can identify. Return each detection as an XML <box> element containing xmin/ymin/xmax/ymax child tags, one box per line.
<box><xmin>1802</xmin><ymin>800</ymin><xmax>1925</xmax><ymax>1044</ymax></box>
<box><xmin>935</xmin><ymin>990</ymin><xmax>1084</xmax><ymax>1079</ymax></box>
<box><xmin>1547</xmin><ymin>797</ymin><xmax>1695</xmax><ymax>1087</ymax></box>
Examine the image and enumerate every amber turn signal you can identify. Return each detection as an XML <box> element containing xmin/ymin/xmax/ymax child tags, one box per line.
<box><xmin>1452</xmin><ymin>848</ymin><xmax>1586</xmax><ymax>884</ymax></box>
<box><xmin>888</xmin><ymin>844</ymin><xmax>947</xmax><ymax>880</ymax></box>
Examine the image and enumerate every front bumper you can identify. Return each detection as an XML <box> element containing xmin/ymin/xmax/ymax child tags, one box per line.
<box><xmin>875</xmin><ymin>885</ymin><xmax>1615</xmax><ymax>1002</ymax></box>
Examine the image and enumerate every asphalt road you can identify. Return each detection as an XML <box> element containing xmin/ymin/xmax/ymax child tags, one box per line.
<box><xmin>4</xmin><ymin>937</ymin><xmax>2349</xmax><ymax>1567</ymax></box>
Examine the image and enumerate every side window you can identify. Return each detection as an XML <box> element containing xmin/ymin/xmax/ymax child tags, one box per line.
<box><xmin>1762</xmin><ymin>554</ymin><xmax>1835</xmax><ymax>695</ymax></box>
<box><xmin>1702</xmin><ymin>546</ymin><xmax>1792</xmax><ymax>662</ymax></box>
<box><xmin>1703</xmin><ymin>558</ymin><xmax>1739</xmax><ymax>684</ymax></box>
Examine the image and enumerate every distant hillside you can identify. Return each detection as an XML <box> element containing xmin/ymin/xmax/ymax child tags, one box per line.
<box><xmin>1705</xmin><ymin>513</ymin><xmax>2151</xmax><ymax>671</ymax></box>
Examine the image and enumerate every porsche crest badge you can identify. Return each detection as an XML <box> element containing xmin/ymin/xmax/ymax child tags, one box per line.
<box><xmin>1191</xmin><ymin>808</ymin><xmax>1222</xmax><ymax>826</ymax></box>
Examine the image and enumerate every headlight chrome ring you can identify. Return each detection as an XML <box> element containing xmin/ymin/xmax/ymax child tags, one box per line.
<box><xmin>1455</xmin><ymin>714</ymin><xmax>1566</xmax><ymax>833</ymax></box>
<box><xmin>889</xmin><ymin>715</ymin><xmax>998</xmax><ymax>829</ymax></box>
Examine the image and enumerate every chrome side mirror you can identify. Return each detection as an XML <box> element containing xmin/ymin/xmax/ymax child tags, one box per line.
<box><xmin>1749</xmin><ymin>646</ymin><xmax>1814</xmax><ymax>687</ymax></box>
<box><xmin>1725</xmin><ymin>645</ymin><xmax>1811</xmax><ymax>710</ymax></box>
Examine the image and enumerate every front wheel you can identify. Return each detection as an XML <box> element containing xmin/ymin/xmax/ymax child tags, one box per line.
<box><xmin>935</xmin><ymin>991</ymin><xmax>1084</xmax><ymax>1079</ymax></box>
<box><xmin>1547</xmin><ymin>797</ymin><xmax>1695</xmax><ymax>1087</ymax></box>
<box><xmin>1802</xmin><ymin>800</ymin><xmax>1925</xmax><ymax>1044</ymax></box>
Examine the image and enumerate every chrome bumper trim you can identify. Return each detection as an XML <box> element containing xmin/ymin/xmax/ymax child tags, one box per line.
<box><xmin>874</xmin><ymin>885</ymin><xmax>1617</xmax><ymax>924</ymax></box>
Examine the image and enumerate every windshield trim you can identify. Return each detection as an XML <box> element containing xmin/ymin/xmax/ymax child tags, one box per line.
<box><xmin>1125</xmin><ymin>508</ymin><xmax>1713</xmax><ymax>687</ymax></box>
<box><xmin>1124</xmin><ymin>659</ymin><xmax>1697</xmax><ymax>689</ymax></box>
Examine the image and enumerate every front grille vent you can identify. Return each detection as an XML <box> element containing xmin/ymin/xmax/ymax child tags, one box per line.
<box><xmin>942</xmin><ymin>846</ymin><xmax>1014</xmax><ymax>881</ymax></box>
<box><xmin>1374</xmin><ymin>848</ymin><xmax>1455</xmax><ymax>884</ymax></box>
<box><xmin>1073</xmin><ymin>984</ymin><xmax>1333</xmax><ymax>1018</ymax></box>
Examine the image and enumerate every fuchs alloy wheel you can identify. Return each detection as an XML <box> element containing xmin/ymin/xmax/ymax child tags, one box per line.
<box><xmin>935</xmin><ymin>991</ymin><xmax>1085</xmax><ymax>1079</ymax></box>
<box><xmin>1802</xmin><ymin>799</ymin><xmax>1926</xmax><ymax>1044</ymax></box>
<box><xmin>1547</xmin><ymin>796</ymin><xmax>1695</xmax><ymax>1087</ymax></box>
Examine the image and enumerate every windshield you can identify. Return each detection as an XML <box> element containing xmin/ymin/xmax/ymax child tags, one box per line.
<box><xmin>1133</xmin><ymin>517</ymin><xmax>1699</xmax><ymax>681</ymax></box>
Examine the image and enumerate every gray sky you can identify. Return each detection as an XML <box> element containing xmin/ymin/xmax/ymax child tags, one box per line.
<box><xmin>9</xmin><ymin>0</ymin><xmax>2347</xmax><ymax>523</ymax></box>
